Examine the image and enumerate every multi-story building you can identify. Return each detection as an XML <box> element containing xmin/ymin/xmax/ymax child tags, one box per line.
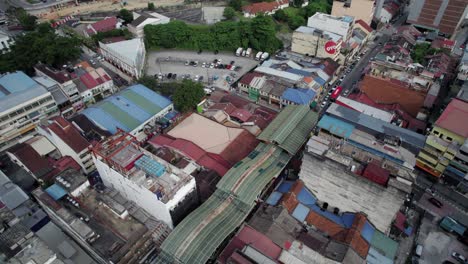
<box><xmin>291</xmin><ymin>26</ymin><xmax>343</xmax><ymax>61</ymax></box>
<box><xmin>128</xmin><ymin>12</ymin><xmax>170</xmax><ymax>38</ymax></box>
<box><xmin>99</xmin><ymin>38</ymin><xmax>146</xmax><ymax>78</ymax></box>
<box><xmin>331</xmin><ymin>0</ymin><xmax>376</xmax><ymax>25</ymax></box>
<box><xmin>407</xmin><ymin>0</ymin><xmax>468</xmax><ymax>36</ymax></box>
<box><xmin>307</xmin><ymin>12</ymin><xmax>354</xmax><ymax>42</ymax></box>
<box><xmin>444</xmin><ymin>138</ymin><xmax>468</xmax><ymax>192</ymax></box>
<box><xmin>33</xmin><ymin>76</ymin><xmax>74</xmax><ymax>117</ymax></box>
<box><xmin>315</xmin><ymin>103</ymin><xmax>426</xmax><ymax>191</ymax></box>
<box><xmin>74</xmin><ymin>67</ymin><xmax>115</xmax><ymax>105</ymax></box>
<box><xmin>34</xmin><ymin>63</ymin><xmax>84</xmax><ymax>112</ymax></box>
<box><xmin>37</xmin><ymin>117</ymin><xmax>95</xmax><ymax>175</ymax></box>
<box><xmin>416</xmin><ymin>99</ymin><xmax>468</xmax><ymax>177</ymax></box>
<box><xmin>0</xmin><ymin>72</ymin><xmax>58</xmax><ymax>152</ymax></box>
<box><xmin>92</xmin><ymin>130</ymin><xmax>198</xmax><ymax>228</ymax></box>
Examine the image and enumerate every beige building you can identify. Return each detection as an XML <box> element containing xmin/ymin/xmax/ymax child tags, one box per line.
<box><xmin>331</xmin><ymin>0</ymin><xmax>375</xmax><ymax>26</ymax></box>
<box><xmin>291</xmin><ymin>26</ymin><xmax>342</xmax><ymax>61</ymax></box>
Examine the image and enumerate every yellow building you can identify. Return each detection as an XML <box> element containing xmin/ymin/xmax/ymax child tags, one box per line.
<box><xmin>416</xmin><ymin>99</ymin><xmax>468</xmax><ymax>177</ymax></box>
<box><xmin>331</xmin><ymin>0</ymin><xmax>375</xmax><ymax>26</ymax></box>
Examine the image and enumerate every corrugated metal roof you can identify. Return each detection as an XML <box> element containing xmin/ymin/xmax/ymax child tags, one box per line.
<box><xmin>157</xmin><ymin>144</ymin><xmax>290</xmax><ymax>264</ymax></box>
<box><xmin>292</xmin><ymin>203</ymin><xmax>310</xmax><ymax>222</ymax></box>
<box><xmin>82</xmin><ymin>85</ymin><xmax>172</xmax><ymax>134</ymax></box>
<box><xmin>266</xmin><ymin>191</ymin><xmax>283</xmax><ymax>205</ymax></box>
<box><xmin>369</xmin><ymin>230</ymin><xmax>398</xmax><ymax>260</ymax></box>
<box><xmin>282</xmin><ymin>88</ymin><xmax>316</xmax><ymax>105</ymax></box>
<box><xmin>326</xmin><ymin>103</ymin><xmax>426</xmax><ymax>150</ymax></box>
<box><xmin>317</xmin><ymin>115</ymin><xmax>355</xmax><ymax>139</ymax></box>
<box><xmin>366</xmin><ymin>247</ymin><xmax>393</xmax><ymax>264</ymax></box>
<box><xmin>258</xmin><ymin>105</ymin><xmax>318</xmax><ymax>155</ymax></box>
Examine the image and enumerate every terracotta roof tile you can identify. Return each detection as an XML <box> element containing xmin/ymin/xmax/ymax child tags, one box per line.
<box><xmin>359</xmin><ymin>76</ymin><xmax>425</xmax><ymax>117</ymax></box>
<box><xmin>435</xmin><ymin>98</ymin><xmax>468</xmax><ymax>137</ymax></box>
<box><xmin>46</xmin><ymin>117</ymin><xmax>91</xmax><ymax>153</ymax></box>
<box><xmin>355</xmin><ymin>19</ymin><xmax>373</xmax><ymax>33</ymax></box>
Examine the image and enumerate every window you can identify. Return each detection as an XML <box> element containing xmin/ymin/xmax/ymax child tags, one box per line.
<box><xmin>433</xmin><ymin>130</ymin><xmax>439</xmax><ymax>135</ymax></box>
<box><xmin>446</xmin><ymin>136</ymin><xmax>453</xmax><ymax>141</ymax></box>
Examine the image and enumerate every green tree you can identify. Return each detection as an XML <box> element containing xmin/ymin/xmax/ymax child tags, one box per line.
<box><xmin>293</xmin><ymin>0</ymin><xmax>304</xmax><ymax>7</ymax></box>
<box><xmin>229</xmin><ymin>0</ymin><xmax>243</xmax><ymax>11</ymax></box>
<box><xmin>173</xmin><ymin>80</ymin><xmax>204</xmax><ymax>112</ymax></box>
<box><xmin>273</xmin><ymin>9</ymin><xmax>288</xmax><ymax>22</ymax></box>
<box><xmin>288</xmin><ymin>15</ymin><xmax>305</xmax><ymax>30</ymax></box>
<box><xmin>304</xmin><ymin>0</ymin><xmax>330</xmax><ymax>17</ymax></box>
<box><xmin>411</xmin><ymin>43</ymin><xmax>439</xmax><ymax>65</ymax></box>
<box><xmin>119</xmin><ymin>9</ymin><xmax>133</xmax><ymax>24</ymax></box>
<box><xmin>0</xmin><ymin>23</ymin><xmax>81</xmax><ymax>74</ymax></box>
<box><xmin>223</xmin><ymin>7</ymin><xmax>236</xmax><ymax>20</ymax></box>
<box><xmin>16</xmin><ymin>8</ymin><xmax>37</xmax><ymax>31</ymax></box>
<box><xmin>148</xmin><ymin>2</ymin><xmax>155</xmax><ymax>10</ymax></box>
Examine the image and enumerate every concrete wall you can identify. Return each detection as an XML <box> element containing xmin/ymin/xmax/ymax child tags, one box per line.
<box><xmin>291</xmin><ymin>31</ymin><xmax>341</xmax><ymax>60</ymax></box>
<box><xmin>93</xmin><ymin>157</ymin><xmax>174</xmax><ymax>228</ymax></box>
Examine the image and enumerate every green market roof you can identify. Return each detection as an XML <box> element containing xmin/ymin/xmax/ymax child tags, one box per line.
<box><xmin>257</xmin><ymin>105</ymin><xmax>318</xmax><ymax>155</ymax></box>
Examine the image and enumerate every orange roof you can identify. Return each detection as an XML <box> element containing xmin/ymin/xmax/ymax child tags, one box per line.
<box><xmin>359</xmin><ymin>76</ymin><xmax>426</xmax><ymax>117</ymax></box>
<box><xmin>242</xmin><ymin>0</ymin><xmax>283</xmax><ymax>14</ymax></box>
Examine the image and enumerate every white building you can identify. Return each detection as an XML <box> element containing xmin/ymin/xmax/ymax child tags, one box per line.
<box><xmin>99</xmin><ymin>38</ymin><xmax>146</xmax><ymax>78</ymax></box>
<box><xmin>291</xmin><ymin>26</ymin><xmax>343</xmax><ymax>60</ymax></box>
<box><xmin>92</xmin><ymin>131</ymin><xmax>198</xmax><ymax>228</ymax></box>
<box><xmin>37</xmin><ymin>117</ymin><xmax>95</xmax><ymax>174</ymax></box>
<box><xmin>128</xmin><ymin>12</ymin><xmax>170</xmax><ymax>38</ymax></box>
<box><xmin>307</xmin><ymin>13</ymin><xmax>354</xmax><ymax>42</ymax></box>
<box><xmin>0</xmin><ymin>72</ymin><xmax>58</xmax><ymax>152</ymax></box>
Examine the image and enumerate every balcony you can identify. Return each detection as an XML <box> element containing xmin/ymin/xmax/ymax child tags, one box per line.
<box><xmin>418</xmin><ymin>151</ymin><xmax>437</xmax><ymax>165</ymax></box>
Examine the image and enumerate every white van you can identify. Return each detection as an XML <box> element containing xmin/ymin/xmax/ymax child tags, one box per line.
<box><xmin>415</xmin><ymin>245</ymin><xmax>423</xmax><ymax>257</ymax></box>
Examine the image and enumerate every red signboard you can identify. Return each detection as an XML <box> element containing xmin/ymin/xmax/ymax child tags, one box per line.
<box><xmin>331</xmin><ymin>86</ymin><xmax>342</xmax><ymax>100</ymax></box>
<box><xmin>325</xmin><ymin>41</ymin><xmax>337</xmax><ymax>55</ymax></box>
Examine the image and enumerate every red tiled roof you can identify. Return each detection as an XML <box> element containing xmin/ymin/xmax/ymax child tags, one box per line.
<box><xmin>230</xmin><ymin>108</ymin><xmax>252</xmax><ymax>122</ymax></box>
<box><xmin>209</xmin><ymin>103</ymin><xmax>237</xmax><ymax>115</ymax></box>
<box><xmin>238</xmin><ymin>72</ymin><xmax>263</xmax><ymax>86</ymax></box>
<box><xmin>149</xmin><ymin>135</ymin><xmax>231</xmax><ymax>176</ymax></box>
<box><xmin>8</xmin><ymin>143</ymin><xmax>52</xmax><ymax>178</ymax></box>
<box><xmin>79</xmin><ymin>71</ymin><xmax>111</xmax><ymax>90</ymax></box>
<box><xmin>355</xmin><ymin>19</ymin><xmax>373</xmax><ymax>33</ymax></box>
<box><xmin>46</xmin><ymin>117</ymin><xmax>91</xmax><ymax>153</ymax></box>
<box><xmin>242</xmin><ymin>0</ymin><xmax>287</xmax><ymax>14</ymax></box>
<box><xmin>220</xmin><ymin>130</ymin><xmax>259</xmax><ymax>165</ymax></box>
<box><xmin>435</xmin><ymin>98</ymin><xmax>468</xmax><ymax>137</ymax></box>
<box><xmin>361</xmin><ymin>161</ymin><xmax>389</xmax><ymax>186</ymax></box>
<box><xmin>359</xmin><ymin>76</ymin><xmax>426</xmax><ymax>117</ymax></box>
<box><xmin>86</xmin><ymin>17</ymin><xmax>117</xmax><ymax>35</ymax></box>
<box><xmin>51</xmin><ymin>156</ymin><xmax>81</xmax><ymax>172</ymax></box>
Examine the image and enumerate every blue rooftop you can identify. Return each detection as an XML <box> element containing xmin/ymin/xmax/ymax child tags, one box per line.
<box><xmin>135</xmin><ymin>155</ymin><xmax>166</xmax><ymax>177</ymax></box>
<box><xmin>266</xmin><ymin>191</ymin><xmax>283</xmax><ymax>206</ymax></box>
<box><xmin>282</xmin><ymin>88</ymin><xmax>316</xmax><ymax>105</ymax></box>
<box><xmin>45</xmin><ymin>184</ymin><xmax>68</xmax><ymax>201</ymax></box>
<box><xmin>317</xmin><ymin>115</ymin><xmax>355</xmax><ymax>139</ymax></box>
<box><xmin>0</xmin><ymin>72</ymin><xmax>49</xmax><ymax>113</ymax></box>
<box><xmin>82</xmin><ymin>84</ymin><xmax>172</xmax><ymax>134</ymax></box>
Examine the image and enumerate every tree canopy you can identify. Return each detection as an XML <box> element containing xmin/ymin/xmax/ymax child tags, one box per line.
<box><xmin>145</xmin><ymin>15</ymin><xmax>282</xmax><ymax>53</ymax></box>
<box><xmin>411</xmin><ymin>43</ymin><xmax>439</xmax><ymax>65</ymax></box>
<box><xmin>0</xmin><ymin>23</ymin><xmax>81</xmax><ymax>74</ymax></box>
<box><xmin>228</xmin><ymin>0</ymin><xmax>243</xmax><ymax>11</ymax></box>
<box><xmin>119</xmin><ymin>9</ymin><xmax>133</xmax><ymax>24</ymax></box>
<box><xmin>15</xmin><ymin>8</ymin><xmax>37</xmax><ymax>31</ymax></box>
<box><xmin>223</xmin><ymin>7</ymin><xmax>236</xmax><ymax>20</ymax></box>
<box><xmin>172</xmin><ymin>80</ymin><xmax>205</xmax><ymax>112</ymax></box>
<box><xmin>148</xmin><ymin>2</ymin><xmax>155</xmax><ymax>11</ymax></box>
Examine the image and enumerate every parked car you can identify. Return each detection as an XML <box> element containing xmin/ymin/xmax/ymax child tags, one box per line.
<box><xmin>415</xmin><ymin>244</ymin><xmax>423</xmax><ymax>257</ymax></box>
<box><xmin>185</xmin><ymin>60</ymin><xmax>190</xmax><ymax>66</ymax></box>
<box><xmin>172</xmin><ymin>73</ymin><xmax>177</xmax><ymax>79</ymax></box>
<box><xmin>167</xmin><ymin>73</ymin><xmax>172</xmax><ymax>79</ymax></box>
<box><xmin>320</xmin><ymin>101</ymin><xmax>327</xmax><ymax>107</ymax></box>
<box><xmin>193</xmin><ymin>61</ymin><xmax>198</xmax><ymax>67</ymax></box>
<box><xmin>428</xmin><ymin>197</ymin><xmax>443</xmax><ymax>208</ymax></box>
<box><xmin>451</xmin><ymin>252</ymin><xmax>466</xmax><ymax>264</ymax></box>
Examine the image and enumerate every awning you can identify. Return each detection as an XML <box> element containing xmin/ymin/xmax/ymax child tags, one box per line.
<box><xmin>45</xmin><ymin>184</ymin><xmax>68</xmax><ymax>201</ymax></box>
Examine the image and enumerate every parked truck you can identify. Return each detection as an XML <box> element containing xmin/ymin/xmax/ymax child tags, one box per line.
<box><xmin>260</xmin><ymin>52</ymin><xmax>269</xmax><ymax>61</ymax></box>
<box><xmin>246</xmin><ymin>48</ymin><xmax>252</xmax><ymax>57</ymax></box>
<box><xmin>236</xmin><ymin>47</ymin><xmax>243</xmax><ymax>56</ymax></box>
<box><xmin>255</xmin><ymin>51</ymin><xmax>263</xmax><ymax>60</ymax></box>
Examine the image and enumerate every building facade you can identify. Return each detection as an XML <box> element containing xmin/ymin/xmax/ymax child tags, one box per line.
<box><xmin>307</xmin><ymin>12</ymin><xmax>354</xmax><ymax>41</ymax></box>
<box><xmin>0</xmin><ymin>72</ymin><xmax>58</xmax><ymax>152</ymax></box>
<box><xmin>92</xmin><ymin>131</ymin><xmax>198</xmax><ymax>228</ymax></box>
<box><xmin>99</xmin><ymin>38</ymin><xmax>146</xmax><ymax>78</ymax></box>
<box><xmin>292</xmin><ymin>26</ymin><xmax>343</xmax><ymax>60</ymax></box>
<box><xmin>416</xmin><ymin>99</ymin><xmax>468</xmax><ymax>177</ymax></box>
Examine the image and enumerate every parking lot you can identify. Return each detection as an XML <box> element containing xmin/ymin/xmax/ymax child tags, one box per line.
<box><xmin>416</xmin><ymin>216</ymin><xmax>468</xmax><ymax>264</ymax></box>
<box><xmin>146</xmin><ymin>50</ymin><xmax>260</xmax><ymax>90</ymax></box>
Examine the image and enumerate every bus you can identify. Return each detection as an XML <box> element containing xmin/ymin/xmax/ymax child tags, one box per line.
<box><xmin>331</xmin><ymin>86</ymin><xmax>343</xmax><ymax>101</ymax></box>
